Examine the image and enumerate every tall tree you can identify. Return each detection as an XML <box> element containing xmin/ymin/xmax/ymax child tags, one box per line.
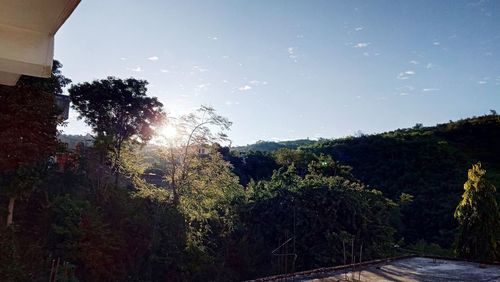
<box><xmin>0</xmin><ymin>61</ymin><xmax>68</xmax><ymax>226</ymax></box>
<box><xmin>454</xmin><ymin>162</ymin><xmax>500</xmax><ymax>261</ymax></box>
<box><xmin>69</xmin><ymin>77</ymin><xmax>166</xmax><ymax>186</ymax></box>
<box><xmin>158</xmin><ymin>105</ymin><xmax>232</xmax><ymax>206</ymax></box>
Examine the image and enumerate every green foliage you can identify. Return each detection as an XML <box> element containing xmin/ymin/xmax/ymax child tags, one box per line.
<box><xmin>454</xmin><ymin>162</ymin><xmax>500</xmax><ymax>262</ymax></box>
<box><xmin>297</xmin><ymin>114</ymin><xmax>500</xmax><ymax>248</ymax></box>
<box><xmin>69</xmin><ymin>77</ymin><xmax>165</xmax><ymax>145</ymax></box>
<box><xmin>234</xmin><ymin>139</ymin><xmax>316</xmax><ymax>153</ymax></box>
<box><xmin>407</xmin><ymin>240</ymin><xmax>454</xmax><ymax>257</ymax></box>
<box><xmin>0</xmin><ymin>227</ymin><xmax>26</xmax><ymax>281</ymax></box>
<box><xmin>69</xmin><ymin>77</ymin><xmax>166</xmax><ymax>175</ymax></box>
<box><xmin>0</xmin><ymin>85</ymin><xmax>60</xmax><ymax>172</ymax></box>
<box><xmin>235</xmin><ymin>167</ymin><xmax>396</xmax><ymax>278</ymax></box>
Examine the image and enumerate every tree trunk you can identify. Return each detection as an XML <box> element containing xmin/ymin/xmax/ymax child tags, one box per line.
<box><xmin>114</xmin><ymin>143</ymin><xmax>122</xmax><ymax>188</ymax></box>
<box><xmin>6</xmin><ymin>197</ymin><xmax>15</xmax><ymax>227</ymax></box>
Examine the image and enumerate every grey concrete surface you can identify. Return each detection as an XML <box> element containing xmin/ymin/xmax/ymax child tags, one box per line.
<box><xmin>299</xmin><ymin>257</ymin><xmax>500</xmax><ymax>282</ymax></box>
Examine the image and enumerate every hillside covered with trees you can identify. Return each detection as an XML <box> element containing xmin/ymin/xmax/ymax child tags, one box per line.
<box><xmin>230</xmin><ymin>114</ymin><xmax>500</xmax><ymax>250</ymax></box>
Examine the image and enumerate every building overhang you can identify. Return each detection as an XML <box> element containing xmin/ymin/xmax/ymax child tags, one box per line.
<box><xmin>0</xmin><ymin>0</ymin><xmax>80</xmax><ymax>85</ymax></box>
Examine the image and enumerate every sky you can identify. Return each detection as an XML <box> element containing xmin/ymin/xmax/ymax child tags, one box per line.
<box><xmin>56</xmin><ymin>0</ymin><xmax>500</xmax><ymax>145</ymax></box>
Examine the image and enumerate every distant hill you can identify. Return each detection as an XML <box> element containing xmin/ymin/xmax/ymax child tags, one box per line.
<box><xmin>234</xmin><ymin>139</ymin><xmax>316</xmax><ymax>152</ymax></box>
<box><xmin>58</xmin><ymin>133</ymin><xmax>94</xmax><ymax>149</ymax></box>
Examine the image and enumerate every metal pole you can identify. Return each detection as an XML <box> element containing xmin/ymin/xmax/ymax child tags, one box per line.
<box><xmin>343</xmin><ymin>240</ymin><xmax>347</xmax><ymax>280</ymax></box>
<box><xmin>49</xmin><ymin>259</ymin><xmax>55</xmax><ymax>282</ymax></box>
<box><xmin>351</xmin><ymin>239</ymin><xmax>354</xmax><ymax>281</ymax></box>
<box><xmin>359</xmin><ymin>242</ymin><xmax>363</xmax><ymax>281</ymax></box>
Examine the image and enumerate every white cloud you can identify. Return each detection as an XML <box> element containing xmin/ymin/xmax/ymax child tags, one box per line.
<box><xmin>129</xmin><ymin>66</ymin><xmax>143</xmax><ymax>72</ymax></box>
<box><xmin>148</xmin><ymin>56</ymin><xmax>159</xmax><ymax>61</ymax></box>
<box><xmin>422</xmin><ymin>88</ymin><xmax>440</xmax><ymax>92</ymax></box>
<box><xmin>238</xmin><ymin>85</ymin><xmax>252</xmax><ymax>91</ymax></box>
<box><xmin>195</xmin><ymin>83</ymin><xmax>210</xmax><ymax>92</ymax></box>
<box><xmin>354</xmin><ymin>27</ymin><xmax>364</xmax><ymax>31</ymax></box>
<box><xmin>249</xmin><ymin>80</ymin><xmax>268</xmax><ymax>86</ymax></box>
<box><xmin>410</xmin><ymin>60</ymin><xmax>419</xmax><ymax>65</ymax></box>
<box><xmin>400</xmin><ymin>92</ymin><xmax>410</xmax><ymax>96</ymax></box>
<box><xmin>426</xmin><ymin>63</ymin><xmax>434</xmax><ymax>69</ymax></box>
<box><xmin>397</xmin><ymin>71</ymin><xmax>415</xmax><ymax>80</ymax></box>
<box><xmin>287</xmin><ymin>47</ymin><xmax>299</xmax><ymax>62</ymax></box>
<box><xmin>193</xmin><ymin>65</ymin><xmax>208</xmax><ymax>72</ymax></box>
<box><xmin>433</xmin><ymin>41</ymin><xmax>440</xmax><ymax>46</ymax></box>
<box><xmin>354</xmin><ymin>42</ymin><xmax>370</xmax><ymax>48</ymax></box>
<box><xmin>397</xmin><ymin>85</ymin><xmax>415</xmax><ymax>92</ymax></box>
<box><xmin>210</xmin><ymin>36</ymin><xmax>218</xmax><ymax>40</ymax></box>
<box><xmin>477</xmin><ymin>80</ymin><xmax>487</xmax><ymax>84</ymax></box>
<box><xmin>120</xmin><ymin>57</ymin><xmax>127</xmax><ymax>61</ymax></box>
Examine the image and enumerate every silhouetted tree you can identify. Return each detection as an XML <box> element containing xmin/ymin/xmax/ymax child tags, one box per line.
<box><xmin>69</xmin><ymin>77</ymin><xmax>166</xmax><ymax>186</ymax></box>
<box><xmin>0</xmin><ymin>61</ymin><xmax>67</xmax><ymax>226</ymax></box>
<box><xmin>17</xmin><ymin>60</ymin><xmax>71</xmax><ymax>95</ymax></box>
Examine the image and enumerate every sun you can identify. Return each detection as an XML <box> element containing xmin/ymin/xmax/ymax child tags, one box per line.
<box><xmin>160</xmin><ymin>124</ymin><xmax>178</xmax><ymax>139</ymax></box>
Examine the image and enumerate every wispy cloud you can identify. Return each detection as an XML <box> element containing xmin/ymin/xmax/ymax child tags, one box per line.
<box><xmin>193</xmin><ymin>65</ymin><xmax>208</xmax><ymax>72</ymax></box>
<box><xmin>120</xmin><ymin>57</ymin><xmax>127</xmax><ymax>61</ymax></box>
<box><xmin>400</xmin><ymin>92</ymin><xmax>410</xmax><ymax>96</ymax></box>
<box><xmin>354</xmin><ymin>27</ymin><xmax>364</xmax><ymax>31</ymax></box>
<box><xmin>354</xmin><ymin>42</ymin><xmax>370</xmax><ymax>48</ymax></box>
<box><xmin>249</xmin><ymin>80</ymin><xmax>268</xmax><ymax>86</ymax></box>
<box><xmin>238</xmin><ymin>85</ymin><xmax>252</xmax><ymax>91</ymax></box>
<box><xmin>397</xmin><ymin>85</ymin><xmax>415</xmax><ymax>91</ymax></box>
<box><xmin>148</xmin><ymin>56</ymin><xmax>159</xmax><ymax>61</ymax></box>
<box><xmin>287</xmin><ymin>47</ymin><xmax>299</xmax><ymax>62</ymax></box>
<box><xmin>477</xmin><ymin>80</ymin><xmax>487</xmax><ymax>84</ymax></box>
<box><xmin>422</xmin><ymin>88</ymin><xmax>440</xmax><ymax>92</ymax></box>
<box><xmin>467</xmin><ymin>0</ymin><xmax>489</xmax><ymax>7</ymax></box>
<box><xmin>397</xmin><ymin>71</ymin><xmax>416</xmax><ymax>80</ymax></box>
<box><xmin>195</xmin><ymin>83</ymin><xmax>210</xmax><ymax>93</ymax></box>
<box><xmin>128</xmin><ymin>66</ymin><xmax>143</xmax><ymax>72</ymax></box>
<box><xmin>225</xmin><ymin>101</ymin><xmax>240</xmax><ymax>106</ymax></box>
<box><xmin>433</xmin><ymin>41</ymin><xmax>440</xmax><ymax>46</ymax></box>
<box><xmin>160</xmin><ymin>69</ymin><xmax>169</xmax><ymax>73</ymax></box>
<box><xmin>426</xmin><ymin>63</ymin><xmax>434</xmax><ymax>69</ymax></box>
<box><xmin>410</xmin><ymin>60</ymin><xmax>419</xmax><ymax>65</ymax></box>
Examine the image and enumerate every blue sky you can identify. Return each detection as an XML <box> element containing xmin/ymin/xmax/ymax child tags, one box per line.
<box><xmin>56</xmin><ymin>0</ymin><xmax>500</xmax><ymax>145</ymax></box>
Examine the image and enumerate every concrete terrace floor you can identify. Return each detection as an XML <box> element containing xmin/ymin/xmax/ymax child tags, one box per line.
<box><xmin>299</xmin><ymin>257</ymin><xmax>500</xmax><ymax>282</ymax></box>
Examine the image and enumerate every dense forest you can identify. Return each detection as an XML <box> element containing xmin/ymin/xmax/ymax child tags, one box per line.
<box><xmin>230</xmin><ymin>114</ymin><xmax>500</xmax><ymax>249</ymax></box>
<box><xmin>0</xmin><ymin>62</ymin><xmax>499</xmax><ymax>281</ymax></box>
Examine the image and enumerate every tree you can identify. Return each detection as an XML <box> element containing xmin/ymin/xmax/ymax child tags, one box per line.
<box><xmin>454</xmin><ymin>162</ymin><xmax>500</xmax><ymax>261</ymax></box>
<box><xmin>0</xmin><ymin>61</ymin><xmax>68</xmax><ymax>226</ymax></box>
<box><xmin>69</xmin><ymin>77</ymin><xmax>166</xmax><ymax>186</ymax></box>
<box><xmin>17</xmin><ymin>60</ymin><xmax>72</xmax><ymax>95</ymax></box>
<box><xmin>158</xmin><ymin>105</ymin><xmax>232</xmax><ymax>206</ymax></box>
<box><xmin>0</xmin><ymin>86</ymin><xmax>60</xmax><ymax>172</ymax></box>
